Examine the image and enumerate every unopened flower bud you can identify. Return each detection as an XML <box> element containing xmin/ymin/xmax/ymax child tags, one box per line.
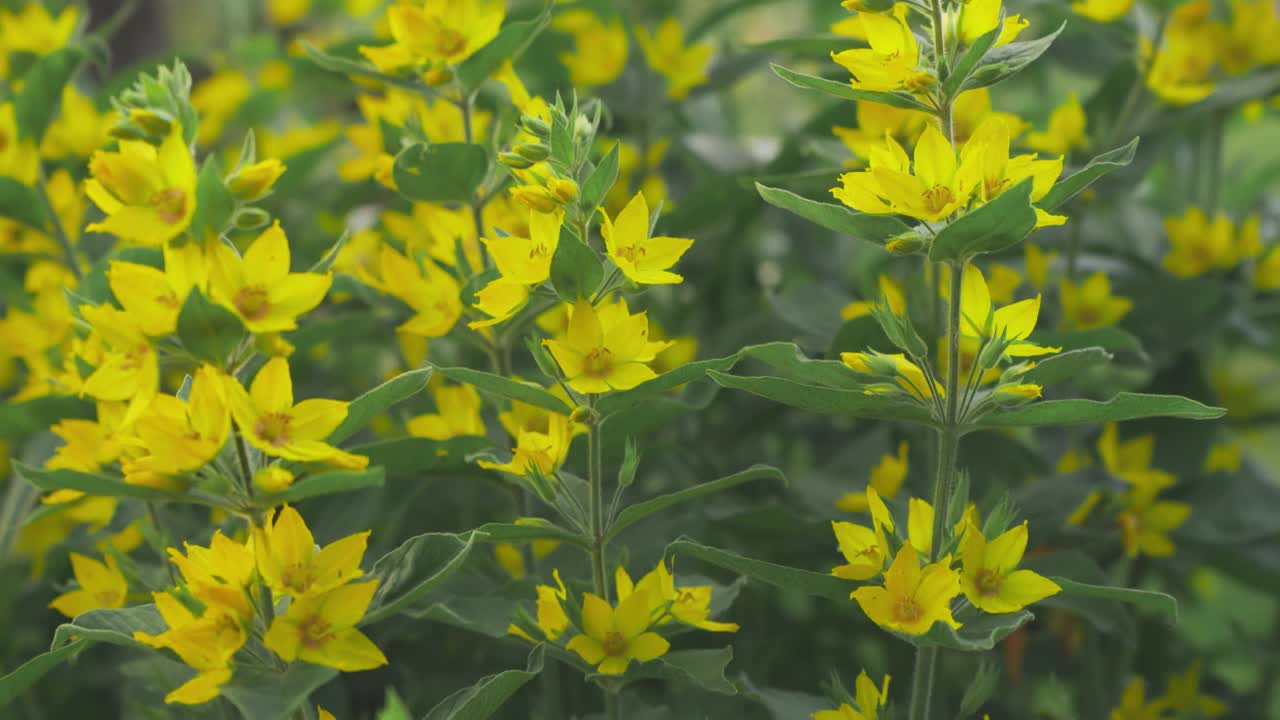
<box><xmin>514</xmin><ymin>143</ymin><xmax>551</xmax><ymax>162</ymax></box>
<box><xmin>227</xmin><ymin>158</ymin><xmax>286</xmax><ymax>201</ymax></box>
<box><xmin>498</xmin><ymin>151</ymin><xmax>535</xmax><ymax>169</ymax></box>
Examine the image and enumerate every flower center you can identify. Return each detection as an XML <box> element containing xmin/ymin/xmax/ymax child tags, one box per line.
<box><xmin>94</xmin><ymin>589</ymin><xmax>121</xmax><ymax>606</ymax></box>
<box><xmin>976</xmin><ymin>568</ymin><xmax>1003</xmax><ymax>596</ymax></box>
<box><xmin>922</xmin><ymin>185</ymin><xmax>955</xmax><ymax>215</ymax></box>
<box><xmin>298</xmin><ymin>615</ymin><xmax>333</xmax><ymax>649</ymax></box>
<box><xmin>601</xmin><ymin>630</ymin><xmax>628</xmax><ymax>657</ymax></box>
<box><xmin>255</xmin><ymin>412</ymin><xmax>292</xmax><ymax>447</ymax></box>
<box><xmin>149</xmin><ymin>187</ymin><xmax>188</xmax><ymax>225</ymax></box>
<box><xmin>894</xmin><ymin>595</ymin><xmax>922</xmax><ymax>622</ymax></box>
<box><xmin>235</xmin><ymin>286</ymin><xmax>271</xmax><ymax>321</ymax></box>
<box><xmin>157</xmin><ymin>290</ymin><xmax>180</xmax><ymax>309</ymax></box>
<box><xmin>615</xmin><ymin>245</ymin><xmax>646</xmax><ymax>265</ymax></box>
<box><xmin>436</xmin><ymin>28</ymin><xmax>467</xmax><ymax>57</ymax></box>
<box><xmin>582</xmin><ymin>347</ymin><xmax>614</xmax><ymax>378</ymax></box>
<box><xmin>529</xmin><ymin>243</ymin><xmax>551</xmax><ymax>259</ymax></box>
<box><xmin>280</xmin><ymin>561</ymin><xmax>313</xmax><ymax>595</ymax></box>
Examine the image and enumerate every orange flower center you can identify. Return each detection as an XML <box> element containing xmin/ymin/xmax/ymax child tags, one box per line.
<box><xmin>235</xmin><ymin>286</ymin><xmax>271</xmax><ymax>321</ymax></box>
<box><xmin>298</xmin><ymin>615</ymin><xmax>333</xmax><ymax>649</ymax></box>
<box><xmin>582</xmin><ymin>347</ymin><xmax>614</xmax><ymax>378</ymax></box>
<box><xmin>149</xmin><ymin>187</ymin><xmax>188</xmax><ymax>225</ymax></box>
<box><xmin>976</xmin><ymin>568</ymin><xmax>1003</xmax><ymax>596</ymax></box>
<box><xmin>157</xmin><ymin>290</ymin><xmax>180</xmax><ymax>309</ymax></box>
<box><xmin>601</xmin><ymin>630</ymin><xmax>628</xmax><ymax>657</ymax></box>
<box><xmin>922</xmin><ymin>185</ymin><xmax>955</xmax><ymax>215</ymax></box>
<box><xmin>615</xmin><ymin>245</ymin><xmax>646</xmax><ymax>265</ymax></box>
<box><xmin>1073</xmin><ymin>305</ymin><xmax>1100</xmax><ymax>328</ymax></box>
<box><xmin>436</xmin><ymin>28</ymin><xmax>467</xmax><ymax>57</ymax></box>
<box><xmin>255</xmin><ymin>412</ymin><xmax>292</xmax><ymax>447</ymax></box>
<box><xmin>529</xmin><ymin>242</ymin><xmax>551</xmax><ymax>259</ymax></box>
<box><xmin>894</xmin><ymin>595</ymin><xmax>922</xmax><ymax>623</ymax></box>
<box><xmin>280</xmin><ymin>562</ymin><xmax>313</xmax><ymax>595</ymax></box>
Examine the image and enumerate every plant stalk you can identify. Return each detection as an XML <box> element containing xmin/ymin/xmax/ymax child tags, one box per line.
<box><xmin>588</xmin><ymin>401</ymin><xmax>608</xmax><ymax>600</ymax></box>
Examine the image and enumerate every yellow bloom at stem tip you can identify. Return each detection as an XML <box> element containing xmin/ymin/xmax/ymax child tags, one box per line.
<box><xmin>254</xmin><ymin>504</ymin><xmax>370</xmax><ymax>599</ymax></box>
<box><xmin>566</xmin><ymin>588</ymin><xmax>670</xmax><ymax>675</ymax></box>
<box><xmin>603</xmin><ymin>191</ymin><xmax>694</xmax><ymax>285</ymax></box>
<box><xmin>264</xmin><ymin>581</ymin><xmax>388</xmax><ymax>671</ymax></box>
<box><xmin>209</xmin><ymin>222</ymin><xmax>332</xmax><ymax>334</ymax></box>
<box><xmin>637</xmin><ymin>18</ymin><xmax>713</xmax><ymax>100</ymax></box>
<box><xmin>959</xmin><ymin>521</ymin><xmax>1060</xmax><ymax>613</ymax></box>
<box><xmin>959</xmin><ymin>264</ymin><xmax>1059</xmax><ymax>358</ymax></box>
<box><xmin>851</xmin><ymin>544</ymin><xmax>962</xmax><ymax>636</ymax></box>
<box><xmin>227</xmin><ymin>357</ymin><xmax>368</xmax><ymax>469</ymax></box>
<box><xmin>833</xmin><ymin>124</ymin><xmax>976</xmax><ymax>223</ymax></box>
<box><xmin>86</xmin><ymin>124</ymin><xmax>196</xmax><ymax>246</ymax></box>
<box><xmin>544</xmin><ymin>299</ymin><xmax>672</xmax><ymax>394</ymax></box>
<box><xmin>960</xmin><ymin>0</ymin><xmax>1028</xmax><ymax>47</ymax></box>
<box><xmin>49</xmin><ymin>552</ymin><xmax>128</xmax><ymax>618</ymax></box>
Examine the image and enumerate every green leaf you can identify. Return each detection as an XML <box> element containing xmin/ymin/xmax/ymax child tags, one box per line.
<box><xmin>457</xmin><ymin>8</ymin><xmax>552</xmax><ymax>90</ymax></box>
<box><xmin>550</xmin><ymin>227</ymin><xmax>604</xmax><ymax>302</ymax></box>
<box><xmin>1022</xmin><ymin>551</ymin><xmax>1138</xmax><ymax>642</ymax></box>
<box><xmin>327</xmin><ymin>367</ymin><xmax>433</xmax><ymax>444</ymax></box>
<box><xmin>51</xmin><ymin>603</ymin><xmax>168</xmax><ymax>649</ymax></box>
<box><xmin>362</xmin><ymin>531</ymin><xmax>479</xmax><ymax>626</ymax></box>
<box><xmin>16</xmin><ymin>46</ymin><xmax>86</xmax><ymax>143</ymax></box>
<box><xmin>352</xmin><ymin>436</ymin><xmax>495</xmax><ymax>477</ymax></box>
<box><xmin>302</xmin><ymin>41</ymin><xmax>414</xmax><ymax>88</ymax></box>
<box><xmin>16</xmin><ymin>461</ymin><xmax>186</xmax><ymax>502</ymax></box>
<box><xmin>189</xmin><ymin>160</ymin><xmax>236</xmax><ymax>241</ymax></box>
<box><xmin>1020</xmin><ymin>348</ymin><xmax>1113</xmax><ymax>386</ymax></box>
<box><xmin>659</xmin><ymin>648</ymin><xmax>737</xmax><ymax>695</ymax></box>
<box><xmin>0</xmin><ymin>395</ymin><xmax>92</xmax><ymax>436</ymax></box>
<box><xmin>221</xmin><ymin>663</ymin><xmax>337</xmax><ymax>720</ymax></box>
<box><xmin>0</xmin><ymin>640</ymin><xmax>87</xmax><ymax>709</ymax></box>
<box><xmin>582</xmin><ymin>142</ymin><xmax>620</xmax><ymax>212</ymax></box>
<box><xmin>422</xmin><ymin>646</ymin><xmax>544</xmax><ymax>720</ymax></box>
<box><xmin>392</xmin><ymin>143</ymin><xmax>489</xmax><ymax>204</ymax></box>
<box><xmin>977</xmin><ymin>393</ymin><xmax>1225</xmax><ymax>428</ymax></box>
<box><xmin>1039</xmin><ymin>137</ymin><xmax>1141</xmax><ymax>211</ymax></box>
<box><xmin>308</xmin><ymin>229</ymin><xmax>351</xmax><ymax>273</ymax></box>
<box><xmin>175</xmin><ymin>288</ymin><xmax>246</xmax><ymax>364</ymax></box>
<box><xmin>596</xmin><ymin>353</ymin><xmax>742</xmax><ymax>416</ymax></box>
<box><xmin>1028</xmin><ymin>327</ymin><xmax>1144</xmax><ymax>355</ymax></box>
<box><xmin>959</xmin><ymin>23</ymin><xmax>1065</xmax><ymax>92</ymax></box>
<box><xmin>904</xmin><ymin>608</ymin><xmax>1034</xmax><ymax>651</ymax></box>
<box><xmin>0</xmin><ymin>177</ymin><xmax>49</xmax><ymax>231</ymax></box>
<box><xmin>607</xmin><ymin>466</ymin><xmax>785</xmax><ymax>542</ymax></box>
<box><xmin>1050</xmin><ymin>576</ymin><xmax>1177</xmax><ymax>622</ymax></box>
<box><xmin>771</xmin><ymin>64</ymin><xmax>936</xmax><ymax>112</ymax></box>
<box><xmin>377</xmin><ymin>688</ymin><xmax>413</xmax><ymax>720</ymax></box>
<box><xmin>471</xmin><ymin>521</ymin><xmax>590</xmax><ymax>550</ymax></box>
<box><xmin>434</xmin><ymin>367</ymin><xmax>572</xmax><ymax>414</ymax></box>
<box><xmin>928</xmin><ymin>179</ymin><xmax>1036</xmax><ymax>262</ymax></box>
<box><xmin>665</xmin><ymin>538</ymin><xmax>857</xmax><ymax>603</ymax></box>
<box><xmin>944</xmin><ymin>23</ymin><xmax>1001</xmax><ymax>97</ymax></box>
<box><xmin>739</xmin><ymin>342</ymin><xmax>864</xmax><ymax>389</ymax></box>
<box><xmin>709</xmin><ymin>371</ymin><xmax>934</xmax><ymax>425</ymax></box>
<box><xmin>258</xmin><ymin>467</ymin><xmax>385</xmax><ymax>505</ymax></box>
<box><xmin>756</xmin><ymin>183</ymin><xmax>912</xmax><ymax>246</ymax></box>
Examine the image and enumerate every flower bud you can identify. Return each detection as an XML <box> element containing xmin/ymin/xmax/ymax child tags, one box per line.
<box><xmin>227</xmin><ymin>158</ymin><xmax>286</xmax><ymax>201</ymax></box>
<box><xmin>498</xmin><ymin>151</ymin><xmax>536</xmax><ymax>169</ymax></box>
<box><xmin>548</xmin><ymin>178</ymin><xmax>578</xmax><ymax>204</ymax></box>
<box><xmin>511</xmin><ymin>185</ymin><xmax>559</xmax><ymax>213</ymax></box>
<box><xmin>514</xmin><ymin>143</ymin><xmax>551</xmax><ymax>162</ymax></box>
<box><xmin>129</xmin><ymin>109</ymin><xmax>173</xmax><ymax>137</ymax></box>
<box><xmin>521</xmin><ymin>115</ymin><xmax>551</xmax><ymax>139</ymax></box>
<box><xmin>254</xmin><ymin>466</ymin><xmax>295</xmax><ymax>493</ymax></box>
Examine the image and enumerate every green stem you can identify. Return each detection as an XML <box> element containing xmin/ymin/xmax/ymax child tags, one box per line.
<box><xmin>37</xmin><ymin>165</ymin><xmax>82</xmax><ymax>280</ymax></box>
<box><xmin>605</xmin><ymin>692</ymin><xmax>621</xmax><ymax>720</ymax></box>
<box><xmin>234</xmin><ymin>433</ymin><xmax>256</xmax><ymax>498</ymax></box>
<box><xmin>588</xmin><ymin>401</ymin><xmax>608</xmax><ymax>600</ymax></box>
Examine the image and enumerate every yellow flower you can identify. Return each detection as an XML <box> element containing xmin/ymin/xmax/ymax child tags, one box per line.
<box><xmin>1025</xmin><ymin>95</ymin><xmax>1088</xmax><ymax>156</ymax></box>
<box><xmin>360</xmin><ymin>0</ymin><xmax>505</xmax><ymax>70</ymax></box>
<box><xmin>191</xmin><ymin>70</ymin><xmax>252</xmax><ymax>146</ymax></box>
<box><xmin>1118</xmin><ymin>484</ymin><xmax>1190</xmax><ymax>558</ymax></box>
<box><xmin>86</xmin><ymin>124</ymin><xmax>197</xmax><ymax>245</ymax></box>
<box><xmin>254</xmin><ymin>504</ymin><xmax>371</xmax><ymax>599</ymax></box>
<box><xmin>80</xmin><ymin>306</ymin><xmax>159</xmax><ymax>426</ymax></box>
<box><xmin>960</xmin><ymin>0</ymin><xmax>1028</xmax><ymax>46</ymax></box>
<box><xmin>960</xmin><ymin>116</ymin><xmax>1065</xmax><ymax>223</ymax></box>
<box><xmin>514</xmin><ymin>567</ymin><xmax>571</xmax><ymax>640</ymax></box>
<box><xmin>227</xmin><ymin>357</ymin><xmax>369</xmax><ymax>468</ymax></box>
<box><xmin>471</xmin><ymin>210</ymin><xmax>563</xmax><ymax>327</ymax></box>
<box><xmin>208</xmin><ymin>222</ymin><xmax>332</xmax><ymax>333</ymax></box>
<box><xmin>378</xmin><ymin>245</ymin><xmax>462</xmax><ymax>337</ymax></box>
<box><xmin>1162</xmin><ymin>208</ymin><xmax>1256</xmax><ymax>277</ymax></box>
<box><xmin>833</xmin><ymin>102</ymin><xmax>928</xmax><ymax>165</ymax></box>
<box><xmin>906</xmin><ymin>497</ymin><xmax>935</xmax><ymax>555</ymax></box>
<box><xmin>41</xmin><ymin>85</ymin><xmax>115</xmax><ymax>159</ymax></box>
<box><xmin>268</xmin><ymin>0</ymin><xmax>311</xmax><ymax>26</ymax></box>
<box><xmin>1144</xmin><ymin>9</ymin><xmax>1217</xmax><ymax>107</ymax></box>
<box><xmin>959</xmin><ymin>264</ymin><xmax>1059</xmax><ymax>358</ymax></box>
<box><xmin>833</xmin><ymin>124</ymin><xmax>978</xmax><ymax>222</ymax></box>
<box><xmin>958</xmin><ymin>521</ymin><xmax>1060</xmax><ymax>613</ymax></box>
<box><xmin>49</xmin><ymin>552</ymin><xmax>128</xmax><ymax>618</ymax></box>
<box><xmin>0</xmin><ymin>3</ymin><xmax>77</xmax><ymax>57</ymax></box>
<box><xmin>831</xmin><ymin>4</ymin><xmax>932</xmax><ymax>94</ymax></box>
<box><xmin>566</xmin><ymin>588</ymin><xmax>670</xmax><ymax>675</ymax></box>
<box><xmin>264</xmin><ymin>581</ymin><xmax>388</xmax><ymax>671</ymax></box>
<box><xmin>951</xmin><ymin>87</ymin><xmax>1029</xmax><ymax>146</ymax></box>
<box><xmin>1217</xmin><ymin>0</ymin><xmax>1280</xmax><ymax>76</ymax></box>
<box><xmin>123</xmin><ymin>366</ymin><xmax>231</xmax><ymax>487</ymax></box>
<box><xmin>1254</xmin><ymin>245</ymin><xmax>1280</xmax><ymax>290</ymax></box>
<box><xmin>1203</xmin><ymin>442</ymin><xmax>1242</xmax><ymax>473</ymax></box>
<box><xmin>134</xmin><ymin>592</ymin><xmax>244</xmax><ymax>705</ymax></box>
<box><xmin>165</xmin><ymin>530</ymin><xmax>256</xmax><ymax>619</ymax></box>
<box><xmin>842</xmin><ymin>352</ymin><xmax>938</xmax><ymax>402</ymax></box>
<box><xmin>1024</xmin><ymin>242</ymin><xmax>1056</xmax><ymax>290</ymax></box>
<box><xmin>1110</xmin><ymin>677</ymin><xmax>1166</xmax><ymax>720</ymax></box>
<box><xmin>544</xmin><ymin>299</ymin><xmax>672</xmax><ymax>394</ymax></box>
<box><xmin>106</xmin><ymin>241</ymin><xmax>206</xmax><ymax>336</ymax></box>
<box><xmin>832</xmin><ymin>521</ymin><xmax>888</xmax><ymax>581</ymax></box>
<box><xmin>554</xmin><ymin>10</ymin><xmax>629</xmax><ymax>88</ymax></box>
<box><xmin>227</xmin><ymin>158</ymin><xmax>287</xmax><ymax>201</ymax></box>
<box><xmin>619</xmin><ymin>561</ymin><xmax>740</xmax><ymax>633</ymax></box>
<box><xmin>603</xmin><ymin>191</ymin><xmax>694</xmax><ymax>285</ymax></box>
<box><xmin>1072</xmin><ymin>0</ymin><xmax>1134</xmax><ymax>23</ymax></box>
<box><xmin>637</xmin><ymin>18</ymin><xmax>713</xmax><ymax>100</ymax></box>
<box><xmin>812</xmin><ymin>670</ymin><xmax>890</xmax><ymax>720</ymax></box>
<box><xmin>837</xmin><ymin>441</ymin><xmax>908</xmax><ymax>512</ymax></box>
<box><xmin>0</xmin><ymin>103</ymin><xmax>38</xmax><ymax>183</ymax></box>
<box><xmin>1160</xmin><ymin>661</ymin><xmax>1229</xmax><ymax>718</ymax></box>
<box><xmin>1059</xmin><ymin>272</ymin><xmax>1132</xmax><ymax>329</ymax></box>
<box><xmin>408</xmin><ymin>383</ymin><xmax>486</xmax><ymax>439</ymax></box>
<box><xmin>851</xmin><ymin>544</ymin><xmax>962</xmax><ymax>635</ymax></box>
<box><xmin>47</xmin><ymin>405</ymin><xmax>127</xmax><ymax>473</ymax></box>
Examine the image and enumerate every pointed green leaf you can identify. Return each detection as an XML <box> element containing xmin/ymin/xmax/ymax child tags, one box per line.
<box><xmin>739</xmin><ymin>342</ymin><xmax>864</xmax><ymax>389</ymax></box>
<box><xmin>221</xmin><ymin>663</ymin><xmax>338</xmax><ymax>720</ymax></box>
<box><xmin>597</xmin><ymin>352</ymin><xmax>742</xmax><ymax>416</ymax></box>
<box><xmin>709</xmin><ymin>371</ymin><xmax>934</xmax><ymax>425</ymax></box>
<box><xmin>1020</xmin><ymin>348</ymin><xmax>1113</xmax><ymax>386</ymax></box>
<box><xmin>959</xmin><ymin>23</ymin><xmax>1065</xmax><ymax>92</ymax></box>
<box><xmin>362</xmin><ymin>531</ymin><xmax>479</xmax><ymax>626</ymax></box>
<box><xmin>422</xmin><ymin>646</ymin><xmax>545</xmax><ymax>720</ymax></box>
<box><xmin>393</xmin><ymin>143</ymin><xmax>489</xmax><ymax>204</ymax></box>
<box><xmin>16</xmin><ymin>45</ymin><xmax>86</xmax><ymax>142</ymax></box>
<box><xmin>659</xmin><ymin>648</ymin><xmax>737</xmax><ymax>695</ymax></box>
<box><xmin>757</xmin><ymin>183</ymin><xmax>912</xmax><ymax>246</ymax></box>
<box><xmin>665</xmin><ymin>538</ymin><xmax>856</xmax><ymax>603</ymax></box>
<box><xmin>0</xmin><ymin>177</ymin><xmax>48</xmax><ymax>231</ymax></box>
<box><xmin>327</xmin><ymin>367</ymin><xmax>433</xmax><ymax>444</ymax></box>
<box><xmin>352</xmin><ymin>436</ymin><xmax>496</xmax><ymax>476</ymax></box>
<box><xmin>16</xmin><ymin>462</ymin><xmax>186</xmax><ymax>502</ymax></box>
<box><xmin>176</xmin><ymin>288</ymin><xmax>246</xmax><ymax>364</ymax></box>
<box><xmin>51</xmin><ymin>604</ymin><xmax>168</xmax><ymax>649</ymax></box>
<box><xmin>0</xmin><ymin>640</ymin><xmax>87</xmax><ymax>709</ymax></box>
<box><xmin>929</xmin><ymin>179</ymin><xmax>1036</xmax><ymax>262</ymax></box>
<box><xmin>457</xmin><ymin>8</ymin><xmax>552</xmax><ymax>90</ymax></box>
<box><xmin>902</xmin><ymin>608</ymin><xmax>1034</xmax><ymax>652</ymax></box>
<box><xmin>257</xmin><ymin>467</ymin><xmax>385</xmax><ymax>505</ymax></box>
<box><xmin>550</xmin><ymin>227</ymin><xmax>604</xmax><ymax>302</ymax></box>
<box><xmin>581</xmin><ymin>142</ymin><xmax>620</xmax><ymax>212</ymax></box>
<box><xmin>1039</xmin><ymin>137</ymin><xmax>1141</xmax><ymax>210</ymax></box>
<box><xmin>471</xmin><ymin>521</ymin><xmax>591</xmax><ymax>550</ymax></box>
<box><xmin>977</xmin><ymin>393</ymin><xmax>1225</xmax><ymax>427</ymax></box>
<box><xmin>771</xmin><ymin>64</ymin><xmax>936</xmax><ymax>112</ymax></box>
<box><xmin>607</xmin><ymin>466</ymin><xmax>785</xmax><ymax>542</ymax></box>
<box><xmin>944</xmin><ymin>23</ymin><xmax>1001</xmax><ymax>97</ymax></box>
<box><xmin>189</xmin><ymin>160</ymin><xmax>236</xmax><ymax>241</ymax></box>
<box><xmin>434</xmin><ymin>367</ymin><xmax>572</xmax><ymax>415</ymax></box>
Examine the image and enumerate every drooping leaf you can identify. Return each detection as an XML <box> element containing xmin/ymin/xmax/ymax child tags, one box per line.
<box><xmin>607</xmin><ymin>466</ymin><xmax>786</xmax><ymax>541</ymax></box>
<box><xmin>658</xmin><ymin>647</ymin><xmax>737</xmax><ymax>695</ymax></box>
<box><xmin>175</xmin><ymin>288</ymin><xmax>246</xmax><ymax>364</ymax></box>
<box><xmin>929</xmin><ymin>179</ymin><xmax>1036</xmax><ymax>262</ymax></box>
<box><xmin>392</xmin><ymin>143</ymin><xmax>489</xmax><ymax>204</ymax></box>
<box><xmin>665</xmin><ymin>538</ymin><xmax>856</xmax><ymax>603</ymax></box>
<box><xmin>1039</xmin><ymin>137</ymin><xmax>1140</xmax><ymax>210</ymax></box>
<box><xmin>739</xmin><ymin>342</ymin><xmax>864</xmax><ymax>390</ymax></box>
<box><xmin>771</xmin><ymin>64</ymin><xmax>936</xmax><ymax>112</ymax></box>
<box><xmin>976</xmin><ymin>393</ymin><xmax>1225</xmax><ymax>428</ymax></box>
<box><xmin>362</xmin><ymin>531</ymin><xmax>479</xmax><ymax>625</ymax></box>
<box><xmin>902</xmin><ymin>608</ymin><xmax>1034</xmax><ymax>652</ymax></box>
<box><xmin>421</xmin><ymin>646</ymin><xmax>545</xmax><ymax>720</ymax></box>
<box><xmin>756</xmin><ymin>183</ymin><xmax>912</xmax><ymax>246</ymax></box>
<box><xmin>327</xmin><ymin>367</ymin><xmax>433</xmax><ymax>444</ymax></box>
<box><xmin>471</xmin><ymin>521</ymin><xmax>591</xmax><ymax>550</ymax></box>
<box><xmin>50</xmin><ymin>604</ymin><xmax>168</xmax><ymax>650</ymax></box>
<box><xmin>434</xmin><ymin>367</ymin><xmax>572</xmax><ymax>414</ymax></box>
